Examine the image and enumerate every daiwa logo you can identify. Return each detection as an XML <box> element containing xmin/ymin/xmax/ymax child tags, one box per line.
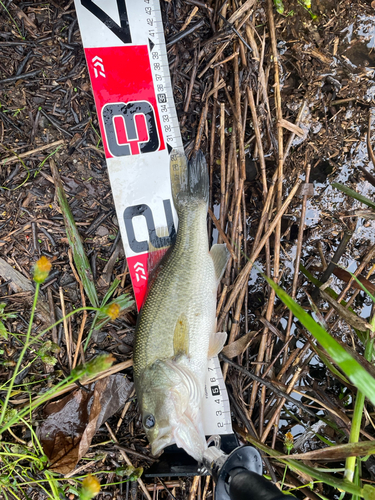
<box><xmin>91</xmin><ymin>56</ymin><xmax>106</xmax><ymax>78</ymax></box>
<box><xmin>102</xmin><ymin>101</ymin><xmax>160</xmax><ymax>157</ymax></box>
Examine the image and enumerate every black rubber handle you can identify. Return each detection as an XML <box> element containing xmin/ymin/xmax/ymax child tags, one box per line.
<box><xmin>229</xmin><ymin>470</ymin><xmax>298</xmax><ymax>500</ymax></box>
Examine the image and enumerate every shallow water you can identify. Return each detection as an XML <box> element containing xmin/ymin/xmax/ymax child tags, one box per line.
<box><xmin>246</xmin><ymin>1</ymin><xmax>375</xmax><ymax>450</ymax></box>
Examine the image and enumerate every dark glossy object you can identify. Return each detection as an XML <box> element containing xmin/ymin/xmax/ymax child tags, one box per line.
<box><xmin>211</xmin><ymin>445</ymin><xmax>297</xmax><ymax>500</ymax></box>
<box><xmin>229</xmin><ymin>470</ymin><xmax>297</xmax><ymax>500</ymax></box>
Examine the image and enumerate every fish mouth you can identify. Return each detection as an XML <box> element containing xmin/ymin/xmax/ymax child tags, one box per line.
<box><xmin>151</xmin><ymin>429</ymin><xmax>175</xmax><ymax>457</ymax></box>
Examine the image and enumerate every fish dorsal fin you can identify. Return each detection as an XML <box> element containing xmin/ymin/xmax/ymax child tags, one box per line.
<box><xmin>173</xmin><ymin>313</ymin><xmax>189</xmax><ymax>356</ymax></box>
<box><xmin>145</xmin><ymin>226</ymin><xmax>176</xmax><ymax>300</ymax></box>
<box><xmin>210</xmin><ymin>244</ymin><xmax>230</xmax><ymax>281</ymax></box>
<box><xmin>148</xmin><ymin>225</ymin><xmax>176</xmax><ymax>255</ymax></box>
<box><xmin>147</xmin><ymin>226</ymin><xmax>172</xmax><ymax>277</ymax></box>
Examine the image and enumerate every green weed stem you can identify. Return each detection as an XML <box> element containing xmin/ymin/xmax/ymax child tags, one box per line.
<box><xmin>345</xmin><ymin>332</ymin><xmax>374</xmax><ymax>483</ymax></box>
<box><xmin>0</xmin><ymin>302</ymin><xmax>100</xmax><ymax>398</ymax></box>
<box><xmin>0</xmin><ymin>1</ymin><xmax>24</xmax><ymax>39</ymax></box>
<box><xmin>84</xmin><ymin>311</ymin><xmax>99</xmax><ymax>351</ymax></box>
<box><xmin>0</xmin><ymin>283</ymin><xmax>40</xmax><ymax>427</ymax></box>
<box><xmin>39</xmin><ymin>306</ymin><xmax>100</xmax><ymax>337</ymax></box>
<box><xmin>246</xmin><ymin>434</ymin><xmax>371</xmax><ymax>498</ymax></box>
<box><xmin>0</xmin><ymin>367</ymin><xmax>88</xmax><ymax>436</ymax></box>
<box><xmin>0</xmin><ymin>300</ymin><xmax>103</xmax><ymax>435</ymax></box>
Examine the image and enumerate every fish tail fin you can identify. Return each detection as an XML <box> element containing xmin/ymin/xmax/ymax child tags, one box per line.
<box><xmin>188</xmin><ymin>150</ymin><xmax>209</xmax><ymax>204</ymax></box>
<box><xmin>170</xmin><ymin>149</ymin><xmax>208</xmax><ymax>213</ymax></box>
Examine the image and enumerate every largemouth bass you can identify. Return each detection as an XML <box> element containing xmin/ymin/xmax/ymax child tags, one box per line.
<box><xmin>133</xmin><ymin>150</ymin><xmax>229</xmax><ymax>462</ymax></box>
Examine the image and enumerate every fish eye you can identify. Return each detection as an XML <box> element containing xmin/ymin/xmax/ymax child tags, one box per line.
<box><xmin>144</xmin><ymin>414</ymin><xmax>155</xmax><ymax>429</ymax></box>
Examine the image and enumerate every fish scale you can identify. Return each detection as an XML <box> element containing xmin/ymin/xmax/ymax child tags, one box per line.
<box><xmin>134</xmin><ymin>206</ymin><xmax>216</xmax><ymax>377</ymax></box>
<box><xmin>134</xmin><ymin>151</ymin><xmax>229</xmax><ymax>461</ymax></box>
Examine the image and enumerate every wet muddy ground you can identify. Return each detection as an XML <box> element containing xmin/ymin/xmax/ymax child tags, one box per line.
<box><xmin>1</xmin><ymin>0</ymin><xmax>375</xmax><ymax>499</ymax></box>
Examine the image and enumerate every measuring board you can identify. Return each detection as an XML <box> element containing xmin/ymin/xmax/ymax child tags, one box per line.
<box><xmin>74</xmin><ymin>0</ymin><xmax>233</xmax><ymax>441</ymax></box>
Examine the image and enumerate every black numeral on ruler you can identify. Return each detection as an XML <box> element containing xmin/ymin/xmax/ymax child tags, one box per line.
<box><xmin>80</xmin><ymin>0</ymin><xmax>132</xmax><ymax>44</ymax></box>
<box><xmin>124</xmin><ymin>201</ymin><xmax>176</xmax><ymax>253</ymax></box>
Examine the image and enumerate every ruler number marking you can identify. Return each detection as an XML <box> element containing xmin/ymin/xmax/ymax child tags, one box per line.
<box><xmin>124</xmin><ymin>200</ymin><xmax>176</xmax><ymax>253</ymax></box>
<box><xmin>144</xmin><ymin>0</ymin><xmax>180</xmax><ymax>149</ymax></box>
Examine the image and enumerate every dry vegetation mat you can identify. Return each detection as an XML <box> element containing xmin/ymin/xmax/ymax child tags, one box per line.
<box><xmin>1</xmin><ymin>0</ymin><xmax>375</xmax><ymax>499</ymax></box>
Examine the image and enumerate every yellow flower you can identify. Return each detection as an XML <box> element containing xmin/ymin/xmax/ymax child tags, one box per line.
<box><xmin>103</xmin><ymin>303</ymin><xmax>120</xmax><ymax>320</ymax></box>
<box><xmin>284</xmin><ymin>431</ymin><xmax>294</xmax><ymax>453</ymax></box>
<box><xmin>81</xmin><ymin>474</ymin><xmax>101</xmax><ymax>499</ymax></box>
<box><xmin>33</xmin><ymin>256</ymin><xmax>52</xmax><ymax>284</ymax></box>
<box><xmin>87</xmin><ymin>354</ymin><xmax>116</xmax><ymax>377</ymax></box>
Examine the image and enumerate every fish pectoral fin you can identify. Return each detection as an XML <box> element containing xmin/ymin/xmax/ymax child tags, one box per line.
<box><xmin>208</xmin><ymin>331</ymin><xmax>227</xmax><ymax>358</ymax></box>
<box><xmin>210</xmin><ymin>244</ymin><xmax>230</xmax><ymax>281</ymax></box>
<box><xmin>173</xmin><ymin>414</ymin><xmax>207</xmax><ymax>462</ymax></box>
<box><xmin>173</xmin><ymin>313</ymin><xmax>189</xmax><ymax>356</ymax></box>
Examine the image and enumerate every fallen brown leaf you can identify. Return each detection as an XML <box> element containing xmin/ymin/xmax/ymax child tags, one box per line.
<box><xmin>320</xmin><ymin>289</ymin><xmax>372</xmax><ymax>332</ymax></box>
<box><xmin>333</xmin><ymin>267</ymin><xmax>375</xmax><ymax>295</ymax></box>
<box><xmin>277</xmin><ymin>439</ymin><xmax>375</xmax><ymax>461</ymax></box>
<box><xmin>38</xmin><ymin>374</ymin><xmax>133</xmax><ymax>474</ymax></box>
<box><xmin>308</xmin><ymin>266</ymin><xmax>375</xmax><ymax>294</ymax></box>
<box><xmin>221</xmin><ymin>330</ymin><xmax>256</xmax><ymax>358</ymax></box>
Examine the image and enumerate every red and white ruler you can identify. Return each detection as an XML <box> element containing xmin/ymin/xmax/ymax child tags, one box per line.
<box><xmin>74</xmin><ymin>0</ymin><xmax>232</xmax><ymax>437</ymax></box>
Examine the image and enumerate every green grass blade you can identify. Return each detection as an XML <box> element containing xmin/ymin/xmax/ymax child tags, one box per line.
<box><xmin>314</xmin><ymin>346</ymin><xmax>351</xmax><ymax>386</ymax></box>
<box><xmin>0</xmin><ymin>153</ymin><xmax>30</xmax><ymax>191</ymax></box>
<box><xmin>50</xmin><ymin>158</ymin><xmax>99</xmax><ymax>307</ymax></box>
<box><xmin>346</xmin><ymin>333</ymin><xmax>374</xmax><ymax>483</ymax></box>
<box><xmin>264</xmin><ymin>276</ymin><xmax>375</xmax><ymax>406</ymax></box>
<box><xmin>84</xmin><ymin>293</ymin><xmax>134</xmax><ymax>350</ymax></box>
<box><xmin>246</xmin><ymin>434</ymin><xmax>375</xmax><ymax>498</ymax></box>
<box><xmin>338</xmin><ymin>265</ymin><xmax>375</xmax><ymax>303</ymax></box>
<box><xmin>299</xmin><ymin>263</ymin><xmax>321</xmax><ymax>287</ymax></box>
<box><xmin>332</xmin><ymin>182</ymin><xmax>375</xmax><ymax>211</ymax></box>
<box><xmin>300</xmin><ymin>264</ymin><xmax>367</xmax><ymax>344</ymax></box>
<box><xmin>34</xmin><ymin>144</ymin><xmax>62</xmax><ymax>177</ymax></box>
<box><xmin>96</xmin><ymin>294</ymin><xmax>134</xmax><ymax>327</ymax></box>
<box><xmin>101</xmin><ymin>278</ymin><xmax>120</xmax><ymax>307</ymax></box>
<box><xmin>0</xmin><ymin>1</ymin><xmax>24</xmax><ymax>40</ymax></box>
<box><xmin>300</xmin><ymin>264</ymin><xmax>357</xmax><ymax>306</ymax></box>
<box><xmin>278</xmin><ymin>439</ymin><xmax>375</xmax><ymax>461</ymax></box>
